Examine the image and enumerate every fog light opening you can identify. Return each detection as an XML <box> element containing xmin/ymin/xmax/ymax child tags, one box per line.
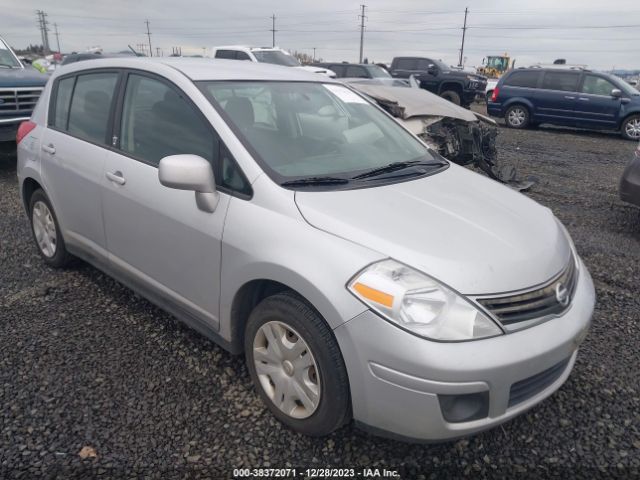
<box><xmin>438</xmin><ymin>391</ymin><xmax>489</xmax><ymax>423</ymax></box>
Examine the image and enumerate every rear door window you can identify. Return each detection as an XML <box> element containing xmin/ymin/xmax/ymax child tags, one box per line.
<box><xmin>541</xmin><ymin>71</ymin><xmax>580</xmax><ymax>92</ymax></box>
<box><xmin>236</xmin><ymin>51</ymin><xmax>251</xmax><ymax>61</ymax></box>
<box><xmin>395</xmin><ymin>58</ymin><xmax>417</xmax><ymax>70</ymax></box>
<box><xmin>504</xmin><ymin>71</ymin><xmax>541</xmax><ymax>88</ymax></box>
<box><xmin>215</xmin><ymin>50</ymin><xmax>237</xmax><ymax>59</ymax></box>
<box><xmin>67</xmin><ymin>72</ymin><xmax>119</xmax><ymax>144</ymax></box>
<box><xmin>581</xmin><ymin>75</ymin><xmax>616</xmax><ymax>96</ymax></box>
<box><xmin>329</xmin><ymin>65</ymin><xmax>346</xmax><ymax>77</ymax></box>
<box><xmin>51</xmin><ymin>76</ymin><xmax>75</xmax><ymax>130</ymax></box>
<box><xmin>346</xmin><ymin>66</ymin><xmax>369</xmax><ymax>78</ymax></box>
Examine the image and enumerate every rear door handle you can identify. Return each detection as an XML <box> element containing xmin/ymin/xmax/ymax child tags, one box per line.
<box><xmin>41</xmin><ymin>143</ymin><xmax>56</xmax><ymax>155</ymax></box>
<box><xmin>105</xmin><ymin>170</ymin><xmax>126</xmax><ymax>185</ymax></box>
<box><xmin>564</xmin><ymin>96</ymin><xmax>576</xmax><ymax>100</ymax></box>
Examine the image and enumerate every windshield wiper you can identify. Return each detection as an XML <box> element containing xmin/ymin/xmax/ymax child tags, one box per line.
<box><xmin>352</xmin><ymin>160</ymin><xmax>445</xmax><ymax>180</ymax></box>
<box><xmin>280</xmin><ymin>176</ymin><xmax>350</xmax><ymax>187</ymax></box>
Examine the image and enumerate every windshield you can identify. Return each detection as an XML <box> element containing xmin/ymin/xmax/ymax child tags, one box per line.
<box><xmin>198</xmin><ymin>81</ymin><xmax>445</xmax><ymax>187</ymax></box>
<box><xmin>368</xmin><ymin>65</ymin><xmax>391</xmax><ymax>78</ymax></box>
<box><xmin>252</xmin><ymin>51</ymin><xmax>300</xmax><ymax>67</ymax></box>
<box><xmin>0</xmin><ymin>39</ymin><xmax>21</xmax><ymax>68</ymax></box>
<box><xmin>609</xmin><ymin>74</ymin><xmax>640</xmax><ymax>96</ymax></box>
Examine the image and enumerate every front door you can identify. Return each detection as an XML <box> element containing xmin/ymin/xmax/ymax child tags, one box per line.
<box><xmin>574</xmin><ymin>74</ymin><xmax>622</xmax><ymax>130</ymax></box>
<box><xmin>102</xmin><ymin>72</ymin><xmax>230</xmax><ymax>328</ymax></box>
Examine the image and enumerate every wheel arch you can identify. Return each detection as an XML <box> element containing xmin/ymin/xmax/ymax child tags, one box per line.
<box><xmin>438</xmin><ymin>81</ymin><xmax>464</xmax><ymax>95</ymax></box>
<box><xmin>21</xmin><ymin>177</ymin><xmax>44</xmax><ymax>213</ymax></box>
<box><xmin>503</xmin><ymin>97</ymin><xmax>535</xmax><ymax>116</ymax></box>
<box><xmin>620</xmin><ymin>110</ymin><xmax>640</xmax><ymax>129</ymax></box>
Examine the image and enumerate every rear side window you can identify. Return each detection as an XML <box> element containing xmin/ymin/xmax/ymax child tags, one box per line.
<box><xmin>542</xmin><ymin>71</ymin><xmax>580</xmax><ymax>92</ymax></box>
<box><xmin>330</xmin><ymin>65</ymin><xmax>346</xmax><ymax>77</ymax></box>
<box><xmin>52</xmin><ymin>77</ymin><xmax>75</xmax><ymax>130</ymax></box>
<box><xmin>504</xmin><ymin>71</ymin><xmax>540</xmax><ymax>88</ymax></box>
<box><xmin>67</xmin><ymin>72</ymin><xmax>119</xmax><ymax>144</ymax></box>
<box><xmin>215</xmin><ymin>50</ymin><xmax>236</xmax><ymax>59</ymax></box>
<box><xmin>346</xmin><ymin>66</ymin><xmax>368</xmax><ymax>78</ymax></box>
<box><xmin>394</xmin><ymin>58</ymin><xmax>417</xmax><ymax>70</ymax></box>
<box><xmin>581</xmin><ymin>75</ymin><xmax>616</xmax><ymax>96</ymax></box>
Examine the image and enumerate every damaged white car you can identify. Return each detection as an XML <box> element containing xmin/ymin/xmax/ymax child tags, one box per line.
<box><xmin>346</xmin><ymin>80</ymin><xmax>532</xmax><ymax>189</ymax></box>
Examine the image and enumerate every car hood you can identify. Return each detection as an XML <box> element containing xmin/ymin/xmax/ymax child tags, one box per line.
<box><xmin>0</xmin><ymin>67</ymin><xmax>49</xmax><ymax>87</ymax></box>
<box><xmin>294</xmin><ymin>165</ymin><xmax>570</xmax><ymax>294</ymax></box>
<box><xmin>350</xmin><ymin>83</ymin><xmax>478</xmax><ymax>122</ymax></box>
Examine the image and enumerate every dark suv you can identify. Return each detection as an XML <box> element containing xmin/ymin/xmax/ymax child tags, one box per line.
<box><xmin>487</xmin><ymin>67</ymin><xmax>640</xmax><ymax>140</ymax></box>
<box><xmin>0</xmin><ymin>36</ymin><xmax>48</xmax><ymax>142</ymax></box>
<box><xmin>312</xmin><ymin>63</ymin><xmax>391</xmax><ymax>79</ymax></box>
<box><xmin>389</xmin><ymin>56</ymin><xmax>486</xmax><ymax>108</ymax></box>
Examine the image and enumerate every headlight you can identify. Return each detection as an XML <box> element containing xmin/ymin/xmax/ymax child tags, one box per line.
<box><xmin>348</xmin><ymin>260</ymin><xmax>503</xmax><ymax>341</ymax></box>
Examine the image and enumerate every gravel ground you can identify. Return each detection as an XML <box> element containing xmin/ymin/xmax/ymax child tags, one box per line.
<box><xmin>1</xmin><ymin>119</ymin><xmax>640</xmax><ymax>479</ymax></box>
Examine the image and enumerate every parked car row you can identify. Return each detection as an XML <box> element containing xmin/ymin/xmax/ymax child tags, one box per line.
<box><xmin>16</xmin><ymin>57</ymin><xmax>596</xmax><ymax>442</ymax></box>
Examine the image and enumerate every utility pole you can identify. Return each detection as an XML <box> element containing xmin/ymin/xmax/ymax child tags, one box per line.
<box><xmin>36</xmin><ymin>10</ymin><xmax>51</xmax><ymax>54</ymax></box>
<box><xmin>53</xmin><ymin>22</ymin><xmax>61</xmax><ymax>53</ymax></box>
<box><xmin>271</xmin><ymin>14</ymin><xmax>276</xmax><ymax>47</ymax></box>
<box><xmin>458</xmin><ymin>7</ymin><xmax>468</xmax><ymax>67</ymax></box>
<box><xmin>358</xmin><ymin>5</ymin><xmax>367</xmax><ymax>63</ymax></box>
<box><xmin>312</xmin><ymin>47</ymin><xmax>316</xmax><ymax>62</ymax></box>
<box><xmin>145</xmin><ymin>19</ymin><xmax>153</xmax><ymax>57</ymax></box>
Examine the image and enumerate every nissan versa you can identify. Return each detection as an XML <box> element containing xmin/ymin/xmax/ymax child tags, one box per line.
<box><xmin>16</xmin><ymin>58</ymin><xmax>595</xmax><ymax>441</ymax></box>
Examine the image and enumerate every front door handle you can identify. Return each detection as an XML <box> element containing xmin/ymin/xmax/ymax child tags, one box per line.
<box><xmin>41</xmin><ymin>143</ymin><xmax>56</xmax><ymax>155</ymax></box>
<box><xmin>578</xmin><ymin>97</ymin><xmax>590</xmax><ymax>101</ymax></box>
<box><xmin>105</xmin><ymin>170</ymin><xmax>126</xmax><ymax>185</ymax></box>
<box><xmin>564</xmin><ymin>96</ymin><xmax>576</xmax><ymax>100</ymax></box>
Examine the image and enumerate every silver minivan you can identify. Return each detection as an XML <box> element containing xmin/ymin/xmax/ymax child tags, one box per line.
<box><xmin>17</xmin><ymin>58</ymin><xmax>595</xmax><ymax>442</ymax></box>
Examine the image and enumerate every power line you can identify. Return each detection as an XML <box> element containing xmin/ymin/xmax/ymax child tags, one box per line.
<box><xmin>358</xmin><ymin>4</ymin><xmax>367</xmax><ymax>63</ymax></box>
<box><xmin>458</xmin><ymin>7</ymin><xmax>468</xmax><ymax>67</ymax></box>
<box><xmin>145</xmin><ymin>19</ymin><xmax>152</xmax><ymax>57</ymax></box>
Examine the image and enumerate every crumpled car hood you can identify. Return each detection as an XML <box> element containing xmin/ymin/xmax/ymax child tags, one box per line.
<box><xmin>350</xmin><ymin>83</ymin><xmax>477</xmax><ymax>122</ymax></box>
<box><xmin>295</xmin><ymin>165</ymin><xmax>570</xmax><ymax>295</ymax></box>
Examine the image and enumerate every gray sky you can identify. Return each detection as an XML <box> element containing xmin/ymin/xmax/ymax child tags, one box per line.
<box><xmin>3</xmin><ymin>0</ymin><xmax>640</xmax><ymax>70</ymax></box>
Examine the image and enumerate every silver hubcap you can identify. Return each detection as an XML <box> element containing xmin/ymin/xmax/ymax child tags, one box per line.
<box><xmin>32</xmin><ymin>201</ymin><xmax>57</xmax><ymax>258</ymax></box>
<box><xmin>253</xmin><ymin>321</ymin><xmax>320</xmax><ymax>419</ymax></box>
<box><xmin>508</xmin><ymin>108</ymin><xmax>526</xmax><ymax>126</ymax></box>
<box><xmin>625</xmin><ymin>119</ymin><xmax>640</xmax><ymax>139</ymax></box>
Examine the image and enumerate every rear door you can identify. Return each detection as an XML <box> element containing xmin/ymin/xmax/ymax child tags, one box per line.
<box><xmin>535</xmin><ymin>71</ymin><xmax>581</xmax><ymax>126</ymax></box>
<box><xmin>41</xmin><ymin>70</ymin><xmax>121</xmax><ymax>260</ymax></box>
<box><xmin>574</xmin><ymin>74</ymin><xmax>621</xmax><ymax>129</ymax></box>
<box><xmin>345</xmin><ymin>65</ymin><xmax>369</xmax><ymax>79</ymax></box>
<box><xmin>101</xmin><ymin>71</ymin><xmax>249</xmax><ymax>329</ymax></box>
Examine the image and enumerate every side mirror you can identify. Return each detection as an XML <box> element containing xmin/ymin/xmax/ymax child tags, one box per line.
<box><xmin>158</xmin><ymin>154</ymin><xmax>219</xmax><ymax>212</ymax></box>
<box><xmin>611</xmin><ymin>89</ymin><xmax>623</xmax><ymax>98</ymax></box>
<box><xmin>427</xmin><ymin>64</ymin><xmax>438</xmax><ymax>75</ymax></box>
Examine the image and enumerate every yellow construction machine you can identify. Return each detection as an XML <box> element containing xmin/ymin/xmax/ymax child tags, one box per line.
<box><xmin>477</xmin><ymin>54</ymin><xmax>514</xmax><ymax>79</ymax></box>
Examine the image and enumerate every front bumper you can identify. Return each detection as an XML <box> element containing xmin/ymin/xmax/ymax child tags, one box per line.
<box><xmin>334</xmin><ymin>258</ymin><xmax>595</xmax><ymax>442</ymax></box>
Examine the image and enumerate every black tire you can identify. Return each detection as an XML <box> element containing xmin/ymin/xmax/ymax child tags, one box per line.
<box><xmin>245</xmin><ymin>291</ymin><xmax>351</xmax><ymax>436</ymax></box>
<box><xmin>440</xmin><ymin>90</ymin><xmax>461</xmax><ymax>105</ymax></box>
<box><xmin>28</xmin><ymin>189</ymin><xmax>73</xmax><ymax>268</ymax></box>
<box><xmin>504</xmin><ymin>104</ymin><xmax>530</xmax><ymax>129</ymax></box>
<box><xmin>621</xmin><ymin>114</ymin><xmax>640</xmax><ymax>141</ymax></box>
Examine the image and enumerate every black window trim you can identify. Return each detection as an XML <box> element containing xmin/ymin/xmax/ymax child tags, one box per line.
<box><xmin>112</xmin><ymin>68</ymin><xmax>253</xmax><ymax>200</ymax></box>
<box><xmin>47</xmin><ymin>68</ymin><xmax>124</xmax><ymax>149</ymax></box>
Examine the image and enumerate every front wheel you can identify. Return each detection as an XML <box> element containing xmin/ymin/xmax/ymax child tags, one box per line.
<box><xmin>505</xmin><ymin>105</ymin><xmax>530</xmax><ymax>129</ymax></box>
<box><xmin>245</xmin><ymin>292</ymin><xmax>351</xmax><ymax>436</ymax></box>
<box><xmin>440</xmin><ymin>90</ymin><xmax>461</xmax><ymax>105</ymax></box>
<box><xmin>621</xmin><ymin>114</ymin><xmax>640</xmax><ymax>141</ymax></box>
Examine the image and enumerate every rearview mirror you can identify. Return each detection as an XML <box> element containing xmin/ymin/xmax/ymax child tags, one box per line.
<box><xmin>158</xmin><ymin>154</ymin><xmax>219</xmax><ymax>212</ymax></box>
<box><xmin>611</xmin><ymin>89</ymin><xmax>623</xmax><ymax>98</ymax></box>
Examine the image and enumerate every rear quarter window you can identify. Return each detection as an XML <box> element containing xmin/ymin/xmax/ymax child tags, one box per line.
<box><xmin>504</xmin><ymin>71</ymin><xmax>541</xmax><ymax>88</ymax></box>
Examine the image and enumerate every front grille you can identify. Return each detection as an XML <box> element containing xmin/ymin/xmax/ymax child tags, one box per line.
<box><xmin>508</xmin><ymin>357</ymin><xmax>570</xmax><ymax>407</ymax></box>
<box><xmin>477</xmin><ymin>256</ymin><xmax>578</xmax><ymax>327</ymax></box>
<box><xmin>0</xmin><ymin>88</ymin><xmax>43</xmax><ymax>114</ymax></box>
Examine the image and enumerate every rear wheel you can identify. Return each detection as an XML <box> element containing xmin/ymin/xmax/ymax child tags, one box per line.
<box><xmin>245</xmin><ymin>292</ymin><xmax>351</xmax><ymax>436</ymax></box>
<box><xmin>440</xmin><ymin>90</ymin><xmax>461</xmax><ymax>106</ymax></box>
<box><xmin>28</xmin><ymin>189</ymin><xmax>73</xmax><ymax>268</ymax></box>
<box><xmin>505</xmin><ymin>104</ymin><xmax>530</xmax><ymax>129</ymax></box>
<box><xmin>621</xmin><ymin>114</ymin><xmax>640</xmax><ymax>141</ymax></box>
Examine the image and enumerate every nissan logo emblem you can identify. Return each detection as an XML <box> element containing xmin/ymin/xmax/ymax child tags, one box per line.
<box><xmin>555</xmin><ymin>283</ymin><xmax>570</xmax><ymax>307</ymax></box>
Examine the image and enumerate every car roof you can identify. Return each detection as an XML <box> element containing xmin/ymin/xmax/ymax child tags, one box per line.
<box><xmin>52</xmin><ymin>57</ymin><xmax>337</xmax><ymax>83</ymax></box>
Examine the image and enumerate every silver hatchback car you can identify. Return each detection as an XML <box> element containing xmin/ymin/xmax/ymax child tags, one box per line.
<box><xmin>17</xmin><ymin>58</ymin><xmax>595</xmax><ymax>442</ymax></box>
